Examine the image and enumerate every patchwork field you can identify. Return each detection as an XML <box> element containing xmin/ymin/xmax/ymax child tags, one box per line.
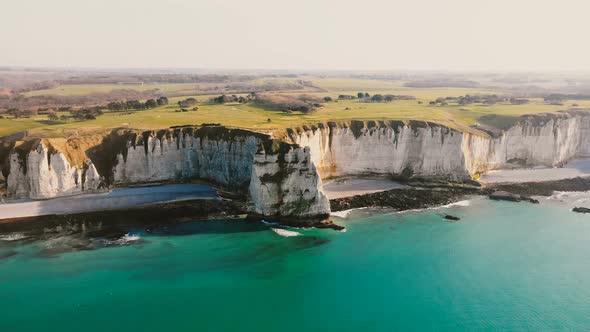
<box><xmin>3</xmin><ymin>77</ymin><xmax>590</xmax><ymax>138</ymax></box>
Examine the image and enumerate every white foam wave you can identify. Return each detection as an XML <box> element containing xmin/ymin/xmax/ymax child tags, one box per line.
<box><xmin>108</xmin><ymin>233</ymin><xmax>141</xmax><ymax>245</ymax></box>
<box><xmin>271</xmin><ymin>228</ymin><xmax>301</xmax><ymax>237</ymax></box>
<box><xmin>440</xmin><ymin>200</ymin><xmax>472</xmax><ymax>208</ymax></box>
<box><xmin>261</xmin><ymin>220</ymin><xmax>280</xmax><ymax>226</ymax></box>
<box><xmin>547</xmin><ymin>191</ymin><xmax>590</xmax><ymax>205</ymax></box>
<box><xmin>330</xmin><ymin>209</ymin><xmax>353</xmax><ymax>218</ymax></box>
<box><xmin>0</xmin><ymin>233</ymin><xmax>27</xmax><ymax>241</ymax></box>
<box><xmin>395</xmin><ymin>199</ymin><xmax>473</xmax><ymax>215</ymax></box>
<box><xmin>330</xmin><ymin>207</ymin><xmax>368</xmax><ymax>218</ymax></box>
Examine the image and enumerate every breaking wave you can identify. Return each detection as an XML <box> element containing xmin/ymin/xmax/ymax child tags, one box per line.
<box><xmin>440</xmin><ymin>200</ymin><xmax>472</xmax><ymax>208</ymax></box>
<box><xmin>107</xmin><ymin>233</ymin><xmax>142</xmax><ymax>246</ymax></box>
<box><xmin>261</xmin><ymin>220</ymin><xmax>280</xmax><ymax>226</ymax></box>
<box><xmin>0</xmin><ymin>233</ymin><xmax>27</xmax><ymax>241</ymax></box>
<box><xmin>330</xmin><ymin>207</ymin><xmax>368</xmax><ymax>219</ymax></box>
<box><xmin>271</xmin><ymin>228</ymin><xmax>301</xmax><ymax>237</ymax></box>
<box><xmin>547</xmin><ymin>191</ymin><xmax>590</xmax><ymax>204</ymax></box>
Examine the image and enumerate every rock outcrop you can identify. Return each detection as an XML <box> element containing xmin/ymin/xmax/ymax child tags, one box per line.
<box><xmin>249</xmin><ymin>146</ymin><xmax>329</xmax><ymax>218</ymax></box>
<box><xmin>0</xmin><ymin>126</ymin><xmax>330</xmax><ymax>220</ymax></box>
<box><xmin>489</xmin><ymin>191</ymin><xmax>539</xmax><ymax>204</ymax></box>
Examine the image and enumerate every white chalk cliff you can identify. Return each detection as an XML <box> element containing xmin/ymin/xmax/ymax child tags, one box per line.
<box><xmin>1</xmin><ymin>111</ymin><xmax>590</xmax><ymax>217</ymax></box>
<box><xmin>289</xmin><ymin>111</ymin><xmax>590</xmax><ymax>180</ymax></box>
<box><xmin>5</xmin><ymin>142</ymin><xmax>101</xmax><ymax>200</ymax></box>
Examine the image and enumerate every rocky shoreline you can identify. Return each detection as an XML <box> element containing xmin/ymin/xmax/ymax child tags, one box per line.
<box><xmin>330</xmin><ymin>186</ymin><xmax>479</xmax><ymax>212</ymax></box>
<box><xmin>3</xmin><ymin>176</ymin><xmax>590</xmax><ymax>236</ymax></box>
<box><xmin>331</xmin><ymin>176</ymin><xmax>590</xmax><ymax>213</ymax></box>
<box><xmin>487</xmin><ymin>177</ymin><xmax>590</xmax><ymax>196</ymax></box>
<box><xmin>0</xmin><ymin>192</ymin><xmax>343</xmax><ymax>235</ymax></box>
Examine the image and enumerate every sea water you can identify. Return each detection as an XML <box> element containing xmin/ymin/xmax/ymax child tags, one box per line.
<box><xmin>2</xmin><ymin>196</ymin><xmax>590</xmax><ymax>331</ymax></box>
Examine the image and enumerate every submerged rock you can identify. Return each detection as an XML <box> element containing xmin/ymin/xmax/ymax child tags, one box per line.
<box><xmin>443</xmin><ymin>214</ymin><xmax>461</xmax><ymax>221</ymax></box>
<box><xmin>572</xmin><ymin>207</ymin><xmax>590</xmax><ymax>214</ymax></box>
<box><xmin>489</xmin><ymin>191</ymin><xmax>539</xmax><ymax>204</ymax></box>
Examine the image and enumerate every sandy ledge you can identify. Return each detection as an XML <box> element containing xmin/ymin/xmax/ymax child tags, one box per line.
<box><xmin>323</xmin><ymin>177</ymin><xmax>406</xmax><ymax>199</ymax></box>
<box><xmin>0</xmin><ymin>184</ymin><xmax>219</xmax><ymax>220</ymax></box>
<box><xmin>480</xmin><ymin>159</ymin><xmax>590</xmax><ymax>183</ymax></box>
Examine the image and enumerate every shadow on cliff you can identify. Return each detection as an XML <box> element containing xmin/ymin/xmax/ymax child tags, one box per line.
<box><xmin>85</xmin><ymin>128</ymin><xmax>138</xmax><ymax>185</ymax></box>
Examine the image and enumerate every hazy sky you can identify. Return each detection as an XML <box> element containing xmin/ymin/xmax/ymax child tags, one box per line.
<box><xmin>2</xmin><ymin>0</ymin><xmax>590</xmax><ymax>71</ymax></box>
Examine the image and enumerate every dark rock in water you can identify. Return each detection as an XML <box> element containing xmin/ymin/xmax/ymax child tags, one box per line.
<box><xmin>0</xmin><ymin>250</ymin><xmax>18</xmax><ymax>260</ymax></box>
<box><xmin>489</xmin><ymin>191</ymin><xmax>539</xmax><ymax>204</ymax></box>
<box><xmin>443</xmin><ymin>214</ymin><xmax>460</xmax><ymax>221</ymax></box>
<box><xmin>330</xmin><ymin>186</ymin><xmax>477</xmax><ymax>212</ymax></box>
<box><xmin>489</xmin><ymin>176</ymin><xmax>590</xmax><ymax>197</ymax></box>
<box><xmin>572</xmin><ymin>207</ymin><xmax>590</xmax><ymax>214</ymax></box>
<box><xmin>315</xmin><ymin>222</ymin><xmax>346</xmax><ymax>231</ymax></box>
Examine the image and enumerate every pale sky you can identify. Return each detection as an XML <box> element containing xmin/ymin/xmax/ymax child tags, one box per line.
<box><xmin>2</xmin><ymin>0</ymin><xmax>590</xmax><ymax>71</ymax></box>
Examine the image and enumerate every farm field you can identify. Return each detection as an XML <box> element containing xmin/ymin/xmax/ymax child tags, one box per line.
<box><xmin>3</xmin><ymin>78</ymin><xmax>590</xmax><ymax>138</ymax></box>
<box><xmin>23</xmin><ymin>83</ymin><xmax>199</xmax><ymax>97</ymax></box>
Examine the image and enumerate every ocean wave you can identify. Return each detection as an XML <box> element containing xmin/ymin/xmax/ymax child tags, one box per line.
<box><xmin>107</xmin><ymin>233</ymin><xmax>142</xmax><ymax>246</ymax></box>
<box><xmin>330</xmin><ymin>207</ymin><xmax>368</xmax><ymax>219</ymax></box>
<box><xmin>261</xmin><ymin>220</ymin><xmax>280</xmax><ymax>226</ymax></box>
<box><xmin>395</xmin><ymin>199</ymin><xmax>473</xmax><ymax>215</ymax></box>
<box><xmin>547</xmin><ymin>191</ymin><xmax>590</xmax><ymax>203</ymax></box>
<box><xmin>0</xmin><ymin>233</ymin><xmax>28</xmax><ymax>241</ymax></box>
<box><xmin>271</xmin><ymin>228</ymin><xmax>301</xmax><ymax>237</ymax></box>
<box><xmin>440</xmin><ymin>200</ymin><xmax>472</xmax><ymax>208</ymax></box>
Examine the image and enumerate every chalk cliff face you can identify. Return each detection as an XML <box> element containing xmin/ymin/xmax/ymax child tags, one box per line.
<box><xmin>288</xmin><ymin>111</ymin><xmax>590</xmax><ymax>179</ymax></box>
<box><xmin>112</xmin><ymin>131</ymin><xmax>260</xmax><ymax>187</ymax></box>
<box><xmin>0</xmin><ymin>126</ymin><xmax>330</xmax><ymax>219</ymax></box>
<box><xmin>249</xmin><ymin>146</ymin><xmax>329</xmax><ymax>218</ymax></box>
<box><xmin>6</xmin><ymin>142</ymin><xmax>101</xmax><ymax>199</ymax></box>
<box><xmin>462</xmin><ymin>111</ymin><xmax>590</xmax><ymax>174</ymax></box>
<box><xmin>111</xmin><ymin>127</ymin><xmax>330</xmax><ymax>218</ymax></box>
<box><xmin>292</xmin><ymin>121</ymin><xmax>469</xmax><ymax>180</ymax></box>
<box><xmin>1</xmin><ymin>111</ymin><xmax>590</xmax><ymax>218</ymax></box>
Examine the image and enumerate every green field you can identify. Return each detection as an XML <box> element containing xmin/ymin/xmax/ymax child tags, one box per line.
<box><xmin>23</xmin><ymin>83</ymin><xmax>199</xmax><ymax>97</ymax></box>
<box><xmin>3</xmin><ymin>78</ymin><xmax>590</xmax><ymax>138</ymax></box>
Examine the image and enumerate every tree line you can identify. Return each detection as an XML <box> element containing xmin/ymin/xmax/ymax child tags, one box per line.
<box><xmin>107</xmin><ymin>96</ymin><xmax>168</xmax><ymax>111</ymax></box>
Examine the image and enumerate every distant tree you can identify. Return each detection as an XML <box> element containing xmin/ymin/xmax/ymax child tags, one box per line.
<box><xmin>364</xmin><ymin>92</ymin><xmax>370</xmax><ymax>98</ymax></box>
<box><xmin>357</xmin><ymin>92</ymin><xmax>364</xmax><ymax>99</ymax></box>
<box><xmin>544</xmin><ymin>94</ymin><xmax>565</xmax><ymax>105</ymax></box>
<box><xmin>371</xmin><ymin>94</ymin><xmax>384</xmax><ymax>102</ymax></box>
<box><xmin>48</xmin><ymin>112</ymin><xmax>59</xmax><ymax>121</ymax></box>
<box><xmin>125</xmin><ymin>100</ymin><xmax>145</xmax><ymax>110</ymax></box>
<box><xmin>71</xmin><ymin>108</ymin><xmax>103</xmax><ymax>121</ymax></box>
<box><xmin>7</xmin><ymin>108</ymin><xmax>20</xmax><ymax>118</ymax></box>
<box><xmin>156</xmin><ymin>96</ymin><xmax>169</xmax><ymax>106</ymax></box>
<box><xmin>107</xmin><ymin>101</ymin><xmax>125</xmax><ymax>111</ymax></box>
<box><xmin>324</xmin><ymin>96</ymin><xmax>333</xmax><ymax>102</ymax></box>
<box><xmin>145</xmin><ymin>99</ymin><xmax>158</xmax><ymax>108</ymax></box>
<box><xmin>509</xmin><ymin>97</ymin><xmax>529</xmax><ymax>105</ymax></box>
<box><xmin>178</xmin><ymin>97</ymin><xmax>198</xmax><ymax>107</ymax></box>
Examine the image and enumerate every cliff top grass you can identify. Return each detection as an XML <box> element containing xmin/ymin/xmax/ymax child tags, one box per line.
<box><xmin>4</xmin><ymin>77</ymin><xmax>590</xmax><ymax>139</ymax></box>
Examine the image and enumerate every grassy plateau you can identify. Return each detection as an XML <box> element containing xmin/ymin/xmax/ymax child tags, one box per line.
<box><xmin>3</xmin><ymin>77</ymin><xmax>589</xmax><ymax>138</ymax></box>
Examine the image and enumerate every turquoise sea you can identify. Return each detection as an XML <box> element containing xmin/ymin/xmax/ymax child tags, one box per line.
<box><xmin>2</xmin><ymin>196</ymin><xmax>590</xmax><ymax>331</ymax></box>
